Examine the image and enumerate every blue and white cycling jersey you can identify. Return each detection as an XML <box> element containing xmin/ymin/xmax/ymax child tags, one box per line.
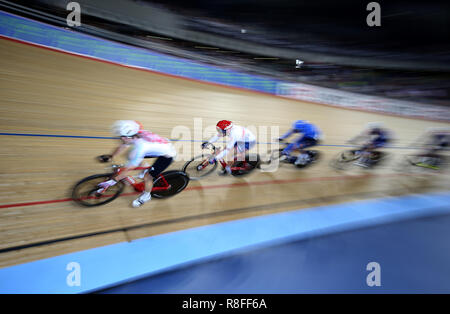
<box><xmin>280</xmin><ymin>120</ymin><xmax>321</xmax><ymax>140</ymax></box>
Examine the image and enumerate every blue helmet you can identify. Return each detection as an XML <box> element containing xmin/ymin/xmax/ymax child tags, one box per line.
<box><xmin>292</xmin><ymin>120</ymin><xmax>307</xmax><ymax>130</ymax></box>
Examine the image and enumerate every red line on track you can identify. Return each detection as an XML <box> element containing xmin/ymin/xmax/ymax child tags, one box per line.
<box><xmin>0</xmin><ymin>198</ymin><xmax>73</xmax><ymax>209</ymax></box>
<box><xmin>0</xmin><ymin>172</ymin><xmax>428</xmax><ymax>209</ymax></box>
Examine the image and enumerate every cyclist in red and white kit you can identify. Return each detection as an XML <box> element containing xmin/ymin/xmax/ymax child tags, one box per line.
<box><xmin>97</xmin><ymin>120</ymin><xmax>176</xmax><ymax>207</ymax></box>
<box><xmin>202</xmin><ymin>120</ymin><xmax>256</xmax><ymax>175</ymax></box>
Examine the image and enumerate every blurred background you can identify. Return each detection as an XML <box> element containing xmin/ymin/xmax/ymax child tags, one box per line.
<box><xmin>2</xmin><ymin>0</ymin><xmax>450</xmax><ymax>107</ymax></box>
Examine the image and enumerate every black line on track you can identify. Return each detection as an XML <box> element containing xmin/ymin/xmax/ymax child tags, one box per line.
<box><xmin>0</xmin><ymin>185</ymin><xmax>437</xmax><ymax>254</ymax></box>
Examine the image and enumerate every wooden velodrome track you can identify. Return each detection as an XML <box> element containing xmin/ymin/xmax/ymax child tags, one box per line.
<box><xmin>0</xmin><ymin>38</ymin><xmax>449</xmax><ymax>268</ymax></box>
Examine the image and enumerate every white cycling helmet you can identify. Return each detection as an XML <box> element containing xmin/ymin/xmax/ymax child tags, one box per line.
<box><xmin>112</xmin><ymin>120</ymin><xmax>141</xmax><ymax>137</ymax></box>
<box><xmin>366</xmin><ymin>122</ymin><xmax>384</xmax><ymax>129</ymax></box>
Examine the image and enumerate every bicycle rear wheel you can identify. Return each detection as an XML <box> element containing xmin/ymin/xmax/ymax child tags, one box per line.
<box><xmin>295</xmin><ymin>150</ymin><xmax>321</xmax><ymax>168</ymax></box>
<box><xmin>72</xmin><ymin>173</ymin><xmax>125</xmax><ymax>207</ymax></box>
<box><xmin>231</xmin><ymin>154</ymin><xmax>260</xmax><ymax>176</ymax></box>
<box><xmin>182</xmin><ymin>154</ymin><xmax>217</xmax><ymax>180</ymax></box>
<box><xmin>151</xmin><ymin>170</ymin><xmax>190</xmax><ymax>199</ymax></box>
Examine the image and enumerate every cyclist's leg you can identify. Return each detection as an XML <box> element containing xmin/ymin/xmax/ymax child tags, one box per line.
<box><xmin>217</xmin><ymin>148</ymin><xmax>231</xmax><ymax>175</ymax></box>
<box><xmin>133</xmin><ymin>156</ymin><xmax>173</xmax><ymax>207</ymax></box>
<box><xmin>354</xmin><ymin>144</ymin><xmax>372</xmax><ymax>167</ymax></box>
<box><xmin>282</xmin><ymin>139</ymin><xmax>299</xmax><ymax>156</ymax></box>
<box><xmin>210</xmin><ymin>146</ymin><xmax>227</xmax><ymax>168</ymax></box>
<box><xmin>239</xmin><ymin>141</ymin><xmax>257</xmax><ymax>168</ymax></box>
<box><xmin>294</xmin><ymin>137</ymin><xmax>317</xmax><ymax>165</ymax></box>
<box><xmin>223</xmin><ymin>141</ymin><xmax>257</xmax><ymax>174</ymax></box>
<box><xmin>282</xmin><ymin>136</ymin><xmax>302</xmax><ymax>163</ymax></box>
<box><xmin>233</xmin><ymin>143</ymin><xmax>242</xmax><ymax>162</ymax></box>
<box><xmin>147</xmin><ymin>156</ymin><xmax>174</xmax><ymax>185</ymax></box>
<box><xmin>222</xmin><ymin>143</ymin><xmax>245</xmax><ymax>174</ymax></box>
<box><xmin>245</xmin><ymin>140</ymin><xmax>257</xmax><ymax>160</ymax></box>
<box><xmin>353</xmin><ymin>143</ymin><xmax>371</xmax><ymax>167</ymax></box>
<box><xmin>357</xmin><ymin>139</ymin><xmax>374</xmax><ymax>156</ymax></box>
<box><xmin>357</xmin><ymin>141</ymin><xmax>383</xmax><ymax>166</ymax></box>
<box><xmin>218</xmin><ymin>158</ymin><xmax>230</xmax><ymax>174</ymax></box>
<box><xmin>235</xmin><ymin>141</ymin><xmax>256</xmax><ymax>161</ymax></box>
<box><xmin>137</xmin><ymin>160</ymin><xmax>151</xmax><ymax>179</ymax></box>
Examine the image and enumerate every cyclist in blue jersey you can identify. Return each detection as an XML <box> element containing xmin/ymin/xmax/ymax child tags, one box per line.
<box><xmin>278</xmin><ymin>120</ymin><xmax>322</xmax><ymax>166</ymax></box>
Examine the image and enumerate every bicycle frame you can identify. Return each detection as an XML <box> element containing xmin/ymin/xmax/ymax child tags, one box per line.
<box><xmin>114</xmin><ymin>166</ymin><xmax>171</xmax><ymax>193</ymax></box>
<box><xmin>230</xmin><ymin>159</ymin><xmax>253</xmax><ymax>171</ymax></box>
<box><xmin>200</xmin><ymin>143</ymin><xmax>252</xmax><ymax>172</ymax></box>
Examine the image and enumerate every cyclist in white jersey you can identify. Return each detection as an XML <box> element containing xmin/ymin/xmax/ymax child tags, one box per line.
<box><xmin>202</xmin><ymin>120</ymin><xmax>256</xmax><ymax>175</ymax></box>
<box><xmin>97</xmin><ymin>120</ymin><xmax>176</xmax><ymax>207</ymax></box>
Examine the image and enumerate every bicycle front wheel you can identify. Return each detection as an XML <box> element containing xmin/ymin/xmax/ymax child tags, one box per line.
<box><xmin>329</xmin><ymin>150</ymin><xmax>360</xmax><ymax>170</ymax></box>
<box><xmin>404</xmin><ymin>155</ymin><xmax>444</xmax><ymax>170</ymax></box>
<box><xmin>72</xmin><ymin>173</ymin><xmax>125</xmax><ymax>207</ymax></box>
<box><xmin>182</xmin><ymin>154</ymin><xmax>218</xmax><ymax>180</ymax></box>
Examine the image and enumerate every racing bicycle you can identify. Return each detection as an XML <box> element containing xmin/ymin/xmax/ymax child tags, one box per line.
<box><xmin>182</xmin><ymin>143</ymin><xmax>260</xmax><ymax>180</ymax></box>
<box><xmin>266</xmin><ymin>141</ymin><xmax>321</xmax><ymax>168</ymax></box>
<box><xmin>329</xmin><ymin>149</ymin><xmax>387</xmax><ymax>170</ymax></box>
<box><xmin>72</xmin><ymin>162</ymin><xmax>190</xmax><ymax>207</ymax></box>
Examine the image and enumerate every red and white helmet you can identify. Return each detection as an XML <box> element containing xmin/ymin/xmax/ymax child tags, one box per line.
<box><xmin>216</xmin><ymin>120</ymin><xmax>233</xmax><ymax>134</ymax></box>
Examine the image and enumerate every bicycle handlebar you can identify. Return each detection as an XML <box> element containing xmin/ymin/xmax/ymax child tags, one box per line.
<box><xmin>202</xmin><ymin>142</ymin><xmax>219</xmax><ymax>151</ymax></box>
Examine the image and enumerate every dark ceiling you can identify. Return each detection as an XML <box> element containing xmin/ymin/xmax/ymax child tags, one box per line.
<box><xmin>147</xmin><ymin>0</ymin><xmax>450</xmax><ymax>55</ymax></box>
